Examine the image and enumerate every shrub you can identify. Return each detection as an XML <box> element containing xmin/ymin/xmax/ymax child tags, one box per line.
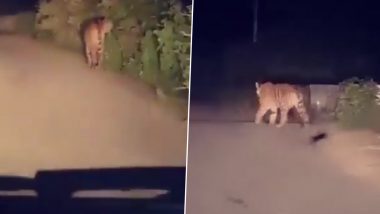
<box><xmin>14</xmin><ymin>12</ymin><xmax>36</xmax><ymax>35</ymax></box>
<box><xmin>335</xmin><ymin>77</ymin><xmax>380</xmax><ymax>131</ymax></box>
<box><xmin>98</xmin><ymin>0</ymin><xmax>162</xmax><ymax>77</ymax></box>
<box><xmin>103</xmin><ymin>31</ymin><xmax>124</xmax><ymax>72</ymax></box>
<box><xmin>140</xmin><ymin>30</ymin><xmax>160</xmax><ymax>86</ymax></box>
<box><xmin>153</xmin><ymin>0</ymin><xmax>192</xmax><ymax>95</ymax></box>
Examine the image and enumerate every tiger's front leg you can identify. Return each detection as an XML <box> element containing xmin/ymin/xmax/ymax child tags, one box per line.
<box><xmin>93</xmin><ymin>44</ymin><xmax>105</xmax><ymax>70</ymax></box>
<box><xmin>255</xmin><ymin>106</ymin><xmax>267</xmax><ymax>125</ymax></box>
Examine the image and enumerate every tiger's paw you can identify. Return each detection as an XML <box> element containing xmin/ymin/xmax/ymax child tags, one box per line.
<box><xmin>275</xmin><ymin>123</ymin><xmax>285</xmax><ymax>128</ymax></box>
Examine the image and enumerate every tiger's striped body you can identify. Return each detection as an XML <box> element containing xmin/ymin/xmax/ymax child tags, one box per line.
<box><xmin>255</xmin><ymin>82</ymin><xmax>310</xmax><ymax>127</ymax></box>
<box><xmin>83</xmin><ymin>16</ymin><xmax>113</xmax><ymax>69</ymax></box>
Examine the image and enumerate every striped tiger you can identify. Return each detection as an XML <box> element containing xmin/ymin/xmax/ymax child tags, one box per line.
<box><xmin>255</xmin><ymin>81</ymin><xmax>310</xmax><ymax>127</ymax></box>
<box><xmin>83</xmin><ymin>16</ymin><xmax>113</xmax><ymax>69</ymax></box>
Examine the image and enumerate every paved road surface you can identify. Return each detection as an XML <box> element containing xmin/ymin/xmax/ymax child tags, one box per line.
<box><xmin>0</xmin><ymin>34</ymin><xmax>187</xmax><ymax>177</ymax></box>
<box><xmin>186</xmin><ymin>105</ymin><xmax>380</xmax><ymax>214</ymax></box>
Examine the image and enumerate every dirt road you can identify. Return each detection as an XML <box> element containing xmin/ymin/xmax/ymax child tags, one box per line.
<box><xmin>0</xmin><ymin>34</ymin><xmax>187</xmax><ymax>177</ymax></box>
<box><xmin>186</xmin><ymin>105</ymin><xmax>380</xmax><ymax>214</ymax></box>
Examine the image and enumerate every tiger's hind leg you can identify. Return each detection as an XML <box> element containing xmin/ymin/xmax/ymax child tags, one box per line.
<box><xmin>85</xmin><ymin>44</ymin><xmax>98</xmax><ymax>69</ymax></box>
<box><xmin>276</xmin><ymin>107</ymin><xmax>290</xmax><ymax>128</ymax></box>
<box><xmin>94</xmin><ymin>31</ymin><xmax>105</xmax><ymax>70</ymax></box>
<box><xmin>97</xmin><ymin>45</ymin><xmax>104</xmax><ymax>70</ymax></box>
<box><xmin>90</xmin><ymin>47</ymin><xmax>100</xmax><ymax>70</ymax></box>
<box><xmin>85</xmin><ymin>45</ymin><xmax>93</xmax><ymax>68</ymax></box>
<box><xmin>268</xmin><ymin>107</ymin><xmax>278</xmax><ymax>125</ymax></box>
<box><xmin>93</xmin><ymin>52</ymin><xmax>100</xmax><ymax>69</ymax></box>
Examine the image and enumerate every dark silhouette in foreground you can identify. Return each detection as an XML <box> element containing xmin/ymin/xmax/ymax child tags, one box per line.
<box><xmin>0</xmin><ymin>167</ymin><xmax>185</xmax><ymax>214</ymax></box>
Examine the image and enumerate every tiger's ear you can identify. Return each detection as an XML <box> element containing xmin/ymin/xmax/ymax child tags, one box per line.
<box><xmin>255</xmin><ymin>82</ymin><xmax>261</xmax><ymax>96</ymax></box>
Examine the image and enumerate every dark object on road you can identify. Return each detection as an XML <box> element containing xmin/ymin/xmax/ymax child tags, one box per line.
<box><xmin>310</xmin><ymin>132</ymin><xmax>328</xmax><ymax>144</ymax></box>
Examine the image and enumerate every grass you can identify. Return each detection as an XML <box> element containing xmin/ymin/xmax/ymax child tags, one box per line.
<box><xmin>335</xmin><ymin>78</ymin><xmax>380</xmax><ymax>132</ymax></box>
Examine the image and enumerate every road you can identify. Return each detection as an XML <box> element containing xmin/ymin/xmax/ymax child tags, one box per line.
<box><xmin>0</xmin><ymin>34</ymin><xmax>187</xmax><ymax>178</ymax></box>
<box><xmin>186</xmin><ymin>104</ymin><xmax>380</xmax><ymax>214</ymax></box>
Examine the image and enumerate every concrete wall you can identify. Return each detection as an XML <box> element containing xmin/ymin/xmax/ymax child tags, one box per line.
<box><xmin>308</xmin><ymin>84</ymin><xmax>342</xmax><ymax>122</ymax></box>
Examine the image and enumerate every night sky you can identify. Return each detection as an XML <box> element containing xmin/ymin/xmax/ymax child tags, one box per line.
<box><xmin>191</xmin><ymin>0</ymin><xmax>380</xmax><ymax>99</ymax></box>
<box><xmin>0</xmin><ymin>0</ymin><xmax>37</xmax><ymax>14</ymax></box>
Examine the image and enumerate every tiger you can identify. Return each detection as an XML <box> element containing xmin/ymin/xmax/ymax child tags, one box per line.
<box><xmin>254</xmin><ymin>81</ymin><xmax>310</xmax><ymax>128</ymax></box>
<box><xmin>83</xmin><ymin>16</ymin><xmax>113</xmax><ymax>69</ymax></box>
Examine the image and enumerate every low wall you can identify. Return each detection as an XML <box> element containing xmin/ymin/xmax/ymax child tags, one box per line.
<box><xmin>308</xmin><ymin>84</ymin><xmax>341</xmax><ymax>122</ymax></box>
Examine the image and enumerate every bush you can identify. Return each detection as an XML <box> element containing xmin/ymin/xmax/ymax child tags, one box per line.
<box><xmin>97</xmin><ymin>0</ymin><xmax>162</xmax><ymax>77</ymax></box>
<box><xmin>35</xmin><ymin>0</ymin><xmax>99</xmax><ymax>50</ymax></box>
<box><xmin>35</xmin><ymin>0</ymin><xmax>191</xmax><ymax>98</ymax></box>
<box><xmin>335</xmin><ymin>78</ymin><xmax>380</xmax><ymax>131</ymax></box>
<box><xmin>103</xmin><ymin>31</ymin><xmax>124</xmax><ymax>72</ymax></box>
<box><xmin>153</xmin><ymin>0</ymin><xmax>192</xmax><ymax>95</ymax></box>
<box><xmin>140</xmin><ymin>30</ymin><xmax>160</xmax><ymax>86</ymax></box>
<box><xmin>0</xmin><ymin>12</ymin><xmax>36</xmax><ymax>35</ymax></box>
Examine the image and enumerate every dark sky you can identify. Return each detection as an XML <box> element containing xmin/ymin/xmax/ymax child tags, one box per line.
<box><xmin>193</xmin><ymin>0</ymin><xmax>253</xmax><ymax>43</ymax></box>
<box><xmin>191</xmin><ymin>0</ymin><xmax>380</xmax><ymax>98</ymax></box>
<box><xmin>0</xmin><ymin>0</ymin><xmax>37</xmax><ymax>14</ymax></box>
<box><xmin>193</xmin><ymin>0</ymin><xmax>379</xmax><ymax>45</ymax></box>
